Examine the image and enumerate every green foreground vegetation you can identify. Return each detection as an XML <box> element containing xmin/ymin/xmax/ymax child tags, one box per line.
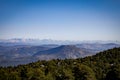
<box><xmin>0</xmin><ymin>47</ymin><xmax>120</xmax><ymax>80</ymax></box>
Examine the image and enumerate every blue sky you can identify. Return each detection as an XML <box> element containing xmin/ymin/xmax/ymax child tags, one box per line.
<box><xmin>0</xmin><ymin>0</ymin><xmax>120</xmax><ymax>41</ymax></box>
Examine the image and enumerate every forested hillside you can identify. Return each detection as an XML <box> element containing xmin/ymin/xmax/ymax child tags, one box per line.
<box><xmin>0</xmin><ymin>47</ymin><xmax>120</xmax><ymax>80</ymax></box>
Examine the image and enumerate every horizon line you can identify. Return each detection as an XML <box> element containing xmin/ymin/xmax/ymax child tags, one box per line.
<box><xmin>0</xmin><ymin>38</ymin><xmax>120</xmax><ymax>42</ymax></box>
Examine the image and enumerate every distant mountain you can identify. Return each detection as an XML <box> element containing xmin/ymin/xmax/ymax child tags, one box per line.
<box><xmin>0</xmin><ymin>43</ymin><xmax>120</xmax><ymax>66</ymax></box>
<box><xmin>76</xmin><ymin>43</ymin><xmax>120</xmax><ymax>52</ymax></box>
<box><xmin>0</xmin><ymin>45</ymin><xmax>50</xmax><ymax>58</ymax></box>
<box><xmin>33</xmin><ymin>45</ymin><xmax>93</xmax><ymax>60</ymax></box>
<box><xmin>0</xmin><ymin>38</ymin><xmax>120</xmax><ymax>46</ymax></box>
<box><xmin>0</xmin><ymin>45</ymin><xmax>50</xmax><ymax>66</ymax></box>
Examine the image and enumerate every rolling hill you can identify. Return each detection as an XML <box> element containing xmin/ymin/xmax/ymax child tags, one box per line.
<box><xmin>33</xmin><ymin>45</ymin><xmax>93</xmax><ymax>60</ymax></box>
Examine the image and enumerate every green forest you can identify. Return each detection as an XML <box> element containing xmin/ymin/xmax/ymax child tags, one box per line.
<box><xmin>0</xmin><ymin>47</ymin><xmax>120</xmax><ymax>80</ymax></box>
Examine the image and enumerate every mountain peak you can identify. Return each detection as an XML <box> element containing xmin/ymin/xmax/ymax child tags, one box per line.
<box><xmin>53</xmin><ymin>45</ymin><xmax>82</xmax><ymax>53</ymax></box>
<box><xmin>33</xmin><ymin>45</ymin><xmax>91</xmax><ymax>60</ymax></box>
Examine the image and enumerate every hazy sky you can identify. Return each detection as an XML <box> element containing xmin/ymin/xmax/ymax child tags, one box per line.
<box><xmin>0</xmin><ymin>0</ymin><xmax>120</xmax><ymax>41</ymax></box>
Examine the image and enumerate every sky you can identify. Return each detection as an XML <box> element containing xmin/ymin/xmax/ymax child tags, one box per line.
<box><xmin>0</xmin><ymin>0</ymin><xmax>120</xmax><ymax>41</ymax></box>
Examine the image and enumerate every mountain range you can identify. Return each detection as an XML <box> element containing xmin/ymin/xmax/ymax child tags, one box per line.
<box><xmin>0</xmin><ymin>38</ymin><xmax>120</xmax><ymax>45</ymax></box>
<box><xmin>0</xmin><ymin>47</ymin><xmax>120</xmax><ymax>80</ymax></box>
<box><xmin>0</xmin><ymin>41</ymin><xmax>120</xmax><ymax>66</ymax></box>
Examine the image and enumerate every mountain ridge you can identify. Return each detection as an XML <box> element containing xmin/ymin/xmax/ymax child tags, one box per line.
<box><xmin>33</xmin><ymin>45</ymin><xmax>92</xmax><ymax>60</ymax></box>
